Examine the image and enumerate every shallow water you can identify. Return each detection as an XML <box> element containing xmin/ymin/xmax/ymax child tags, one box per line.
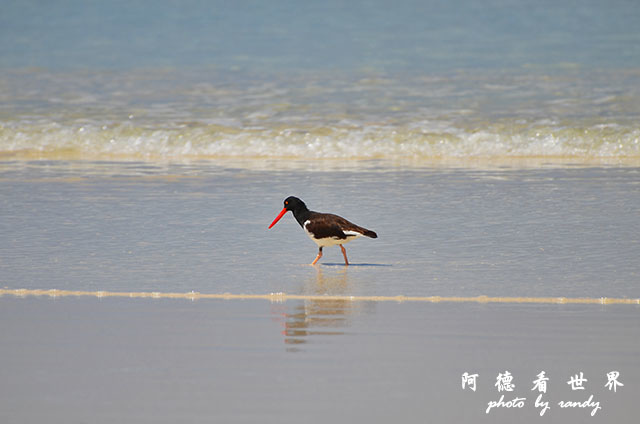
<box><xmin>1</xmin><ymin>161</ymin><xmax>638</xmax><ymax>299</ymax></box>
<box><xmin>2</xmin><ymin>67</ymin><xmax>640</xmax><ymax>161</ymax></box>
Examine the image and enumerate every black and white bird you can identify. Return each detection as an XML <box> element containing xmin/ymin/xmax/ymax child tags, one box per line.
<box><xmin>268</xmin><ymin>196</ymin><xmax>377</xmax><ymax>265</ymax></box>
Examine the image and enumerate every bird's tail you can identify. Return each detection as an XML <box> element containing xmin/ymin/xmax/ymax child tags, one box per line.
<box><xmin>363</xmin><ymin>229</ymin><xmax>377</xmax><ymax>238</ymax></box>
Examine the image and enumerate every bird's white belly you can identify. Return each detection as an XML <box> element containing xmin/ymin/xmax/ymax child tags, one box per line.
<box><xmin>304</xmin><ymin>220</ymin><xmax>361</xmax><ymax>247</ymax></box>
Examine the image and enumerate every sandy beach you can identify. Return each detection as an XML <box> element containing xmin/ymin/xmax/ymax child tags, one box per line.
<box><xmin>1</xmin><ymin>293</ymin><xmax>638</xmax><ymax>423</ymax></box>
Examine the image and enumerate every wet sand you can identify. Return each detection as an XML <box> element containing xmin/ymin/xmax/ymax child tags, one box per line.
<box><xmin>0</xmin><ymin>295</ymin><xmax>638</xmax><ymax>423</ymax></box>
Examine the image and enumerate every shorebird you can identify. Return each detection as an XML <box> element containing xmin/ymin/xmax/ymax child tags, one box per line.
<box><xmin>268</xmin><ymin>196</ymin><xmax>377</xmax><ymax>266</ymax></box>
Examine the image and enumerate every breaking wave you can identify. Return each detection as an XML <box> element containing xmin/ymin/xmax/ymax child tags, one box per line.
<box><xmin>2</xmin><ymin>120</ymin><xmax>638</xmax><ymax>162</ymax></box>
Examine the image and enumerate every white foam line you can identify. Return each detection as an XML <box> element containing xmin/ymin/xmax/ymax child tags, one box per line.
<box><xmin>1</xmin><ymin>289</ymin><xmax>639</xmax><ymax>306</ymax></box>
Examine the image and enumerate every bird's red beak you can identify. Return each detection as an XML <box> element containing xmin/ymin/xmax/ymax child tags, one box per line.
<box><xmin>268</xmin><ymin>207</ymin><xmax>288</xmax><ymax>229</ymax></box>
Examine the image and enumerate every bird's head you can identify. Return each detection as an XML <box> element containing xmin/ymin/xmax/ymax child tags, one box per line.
<box><xmin>268</xmin><ymin>196</ymin><xmax>307</xmax><ymax>228</ymax></box>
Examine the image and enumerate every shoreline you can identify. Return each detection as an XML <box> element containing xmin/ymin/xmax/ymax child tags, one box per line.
<box><xmin>2</xmin><ymin>288</ymin><xmax>639</xmax><ymax>306</ymax></box>
<box><xmin>2</xmin><ymin>156</ymin><xmax>640</xmax><ymax>173</ymax></box>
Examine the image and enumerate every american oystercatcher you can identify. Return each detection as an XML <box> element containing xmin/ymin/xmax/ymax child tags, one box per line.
<box><xmin>268</xmin><ymin>196</ymin><xmax>377</xmax><ymax>266</ymax></box>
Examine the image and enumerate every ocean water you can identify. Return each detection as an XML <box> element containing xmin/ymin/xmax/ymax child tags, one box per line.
<box><xmin>2</xmin><ymin>0</ymin><xmax>639</xmax><ymax>71</ymax></box>
<box><xmin>1</xmin><ymin>161</ymin><xmax>639</xmax><ymax>298</ymax></box>
<box><xmin>1</xmin><ymin>0</ymin><xmax>640</xmax><ymax>163</ymax></box>
<box><xmin>1</xmin><ymin>2</ymin><xmax>639</xmax><ymax>423</ymax></box>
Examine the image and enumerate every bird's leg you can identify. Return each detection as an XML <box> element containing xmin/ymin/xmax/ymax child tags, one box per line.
<box><xmin>340</xmin><ymin>245</ymin><xmax>349</xmax><ymax>266</ymax></box>
<box><xmin>311</xmin><ymin>247</ymin><xmax>323</xmax><ymax>265</ymax></box>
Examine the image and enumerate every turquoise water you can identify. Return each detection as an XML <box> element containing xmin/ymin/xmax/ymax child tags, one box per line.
<box><xmin>1</xmin><ymin>1</ymin><xmax>640</xmax><ymax>162</ymax></box>
<box><xmin>2</xmin><ymin>0</ymin><xmax>639</xmax><ymax>71</ymax></box>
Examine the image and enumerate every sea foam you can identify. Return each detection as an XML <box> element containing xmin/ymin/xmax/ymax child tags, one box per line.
<box><xmin>1</xmin><ymin>120</ymin><xmax>638</xmax><ymax>162</ymax></box>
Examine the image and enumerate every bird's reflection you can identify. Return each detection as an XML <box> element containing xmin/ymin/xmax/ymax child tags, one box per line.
<box><xmin>272</xmin><ymin>267</ymin><xmax>362</xmax><ymax>352</ymax></box>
